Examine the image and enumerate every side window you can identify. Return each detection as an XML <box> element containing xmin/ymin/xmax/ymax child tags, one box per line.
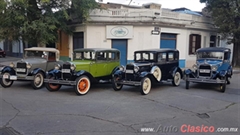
<box><xmin>135</xmin><ymin>53</ymin><xmax>141</xmax><ymax>61</ymax></box>
<box><xmin>158</xmin><ymin>53</ymin><xmax>167</xmax><ymax>62</ymax></box>
<box><xmin>109</xmin><ymin>52</ymin><xmax>117</xmax><ymax>60</ymax></box>
<box><xmin>168</xmin><ymin>52</ymin><xmax>174</xmax><ymax>61</ymax></box>
<box><xmin>175</xmin><ymin>52</ymin><xmax>179</xmax><ymax>60</ymax></box>
<box><xmin>48</xmin><ymin>52</ymin><xmax>56</xmax><ymax>61</ymax></box>
<box><xmin>97</xmin><ymin>52</ymin><xmax>107</xmax><ymax>60</ymax></box>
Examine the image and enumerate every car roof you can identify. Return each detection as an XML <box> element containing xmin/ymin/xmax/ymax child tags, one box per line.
<box><xmin>197</xmin><ymin>47</ymin><xmax>231</xmax><ymax>52</ymax></box>
<box><xmin>24</xmin><ymin>47</ymin><xmax>59</xmax><ymax>53</ymax></box>
<box><xmin>74</xmin><ymin>48</ymin><xmax>120</xmax><ymax>52</ymax></box>
<box><xmin>134</xmin><ymin>48</ymin><xmax>179</xmax><ymax>53</ymax></box>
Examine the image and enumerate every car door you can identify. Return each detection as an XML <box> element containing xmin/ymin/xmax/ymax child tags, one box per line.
<box><xmin>157</xmin><ymin>52</ymin><xmax>167</xmax><ymax>79</ymax></box>
<box><xmin>95</xmin><ymin>51</ymin><xmax>108</xmax><ymax>77</ymax></box>
<box><xmin>46</xmin><ymin>52</ymin><xmax>57</xmax><ymax>71</ymax></box>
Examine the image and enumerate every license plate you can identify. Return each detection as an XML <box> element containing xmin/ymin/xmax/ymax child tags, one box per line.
<box><xmin>200</xmin><ymin>69</ymin><xmax>210</xmax><ymax>73</ymax></box>
<box><xmin>10</xmin><ymin>76</ymin><xmax>17</xmax><ymax>80</ymax></box>
<box><xmin>3</xmin><ymin>74</ymin><xmax>9</xmax><ymax>79</ymax></box>
<box><xmin>16</xmin><ymin>68</ymin><xmax>26</xmax><ymax>72</ymax></box>
<box><xmin>126</xmin><ymin>70</ymin><xmax>133</xmax><ymax>74</ymax></box>
<box><xmin>62</xmin><ymin>69</ymin><xmax>71</xmax><ymax>73</ymax></box>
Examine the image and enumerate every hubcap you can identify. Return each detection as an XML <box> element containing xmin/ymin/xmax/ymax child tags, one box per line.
<box><xmin>143</xmin><ymin>79</ymin><xmax>150</xmax><ymax>91</ymax></box>
<box><xmin>2</xmin><ymin>73</ymin><xmax>12</xmax><ymax>85</ymax></box>
<box><xmin>34</xmin><ymin>74</ymin><xmax>43</xmax><ymax>87</ymax></box>
<box><xmin>174</xmin><ymin>73</ymin><xmax>180</xmax><ymax>85</ymax></box>
<box><xmin>78</xmin><ymin>79</ymin><xmax>89</xmax><ymax>93</ymax></box>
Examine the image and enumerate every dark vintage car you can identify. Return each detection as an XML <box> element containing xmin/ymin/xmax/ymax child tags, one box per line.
<box><xmin>184</xmin><ymin>47</ymin><xmax>232</xmax><ymax>92</ymax></box>
<box><xmin>0</xmin><ymin>47</ymin><xmax>63</xmax><ymax>89</ymax></box>
<box><xmin>0</xmin><ymin>48</ymin><xmax>6</xmax><ymax>57</ymax></box>
<box><xmin>112</xmin><ymin>49</ymin><xmax>183</xmax><ymax>95</ymax></box>
<box><xmin>44</xmin><ymin>48</ymin><xmax>120</xmax><ymax>95</ymax></box>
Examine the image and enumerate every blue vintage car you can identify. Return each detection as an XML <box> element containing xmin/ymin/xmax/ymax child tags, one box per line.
<box><xmin>184</xmin><ymin>47</ymin><xmax>232</xmax><ymax>92</ymax></box>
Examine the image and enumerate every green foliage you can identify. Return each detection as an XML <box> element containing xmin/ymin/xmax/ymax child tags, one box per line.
<box><xmin>200</xmin><ymin>0</ymin><xmax>240</xmax><ymax>66</ymax></box>
<box><xmin>0</xmin><ymin>0</ymin><xmax>100</xmax><ymax>45</ymax></box>
<box><xmin>200</xmin><ymin>0</ymin><xmax>240</xmax><ymax>40</ymax></box>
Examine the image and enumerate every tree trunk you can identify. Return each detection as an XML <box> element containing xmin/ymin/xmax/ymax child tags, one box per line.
<box><xmin>232</xmin><ymin>40</ymin><xmax>240</xmax><ymax>67</ymax></box>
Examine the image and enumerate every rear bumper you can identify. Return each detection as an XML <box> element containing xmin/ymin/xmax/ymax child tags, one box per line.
<box><xmin>44</xmin><ymin>79</ymin><xmax>76</xmax><ymax>85</ymax></box>
<box><xmin>187</xmin><ymin>77</ymin><xmax>225</xmax><ymax>84</ymax></box>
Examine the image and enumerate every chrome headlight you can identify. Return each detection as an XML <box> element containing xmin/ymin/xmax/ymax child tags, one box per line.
<box><xmin>9</xmin><ymin>62</ymin><xmax>15</xmax><ymax>68</ymax></box>
<box><xmin>211</xmin><ymin>65</ymin><xmax>217</xmax><ymax>71</ymax></box>
<box><xmin>192</xmin><ymin>64</ymin><xmax>198</xmax><ymax>70</ymax></box>
<box><xmin>119</xmin><ymin>65</ymin><xmax>125</xmax><ymax>71</ymax></box>
<box><xmin>134</xmin><ymin>66</ymin><xmax>139</xmax><ymax>72</ymax></box>
<box><xmin>54</xmin><ymin>64</ymin><xmax>61</xmax><ymax>70</ymax></box>
<box><xmin>26</xmin><ymin>63</ymin><xmax>32</xmax><ymax>69</ymax></box>
<box><xmin>70</xmin><ymin>64</ymin><xmax>76</xmax><ymax>70</ymax></box>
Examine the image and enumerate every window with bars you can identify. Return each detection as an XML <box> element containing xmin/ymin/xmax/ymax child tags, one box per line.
<box><xmin>189</xmin><ymin>34</ymin><xmax>201</xmax><ymax>55</ymax></box>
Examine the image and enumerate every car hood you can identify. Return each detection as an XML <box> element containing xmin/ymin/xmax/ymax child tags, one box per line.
<box><xmin>197</xmin><ymin>59</ymin><xmax>222</xmax><ymax>67</ymax></box>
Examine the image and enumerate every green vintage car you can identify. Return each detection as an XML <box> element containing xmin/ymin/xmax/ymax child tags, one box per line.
<box><xmin>44</xmin><ymin>48</ymin><xmax>120</xmax><ymax>95</ymax></box>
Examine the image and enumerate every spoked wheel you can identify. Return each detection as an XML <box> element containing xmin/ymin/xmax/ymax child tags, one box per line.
<box><xmin>220</xmin><ymin>77</ymin><xmax>226</xmax><ymax>93</ymax></box>
<box><xmin>75</xmin><ymin>76</ymin><xmax>91</xmax><ymax>95</ymax></box>
<box><xmin>0</xmin><ymin>72</ymin><xmax>14</xmax><ymax>88</ymax></box>
<box><xmin>45</xmin><ymin>75</ymin><xmax>62</xmax><ymax>92</ymax></box>
<box><xmin>140</xmin><ymin>77</ymin><xmax>152</xmax><ymax>95</ymax></box>
<box><xmin>112</xmin><ymin>76</ymin><xmax>123</xmax><ymax>91</ymax></box>
<box><xmin>185</xmin><ymin>75</ymin><xmax>189</xmax><ymax>89</ymax></box>
<box><xmin>172</xmin><ymin>72</ymin><xmax>181</xmax><ymax>86</ymax></box>
<box><xmin>31</xmin><ymin>72</ymin><xmax>44</xmax><ymax>89</ymax></box>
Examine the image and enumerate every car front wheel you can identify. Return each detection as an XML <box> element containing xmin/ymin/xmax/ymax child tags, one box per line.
<box><xmin>172</xmin><ymin>72</ymin><xmax>181</xmax><ymax>86</ymax></box>
<box><xmin>45</xmin><ymin>75</ymin><xmax>62</xmax><ymax>91</ymax></box>
<box><xmin>220</xmin><ymin>77</ymin><xmax>226</xmax><ymax>93</ymax></box>
<box><xmin>75</xmin><ymin>75</ymin><xmax>91</xmax><ymax>95</ymax></box>
<box><xmin>0</xmin><ymin>72</ymin><xmax>14</xmax><ymax>88</ymax></box>
<box><xmin>31</xmin><ymin>72</ymin><xmax>44</xmax><ymax>89</ymax></box>
<box><xmin>140</xmin><ymin>77</ymin><xmax>151</xmax><ymax>95</ymax></box>
<box><xmin>112</xmin><ymin>76</ymin><xmax>123</xmax><ymax>91</ymax></box>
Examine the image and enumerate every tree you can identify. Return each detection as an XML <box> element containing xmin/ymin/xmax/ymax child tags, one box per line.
<box><xmin>0</xmin><ymin>0</ymin><xmax>100</xmax><ymax>47</ymax></box>
<box><xmin>200</xmin><ymin>0</ymin><xmax>240</xmax><ymax>67</ymax></box>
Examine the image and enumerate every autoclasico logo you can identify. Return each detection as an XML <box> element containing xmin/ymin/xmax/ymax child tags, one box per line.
<box><xmin>110</xmin><ymin>26</ymin><xmax>128</xmax><ymax>37</ymax></box>
<box><xmin>181</xmin><ymin>124</ymin><xmax>215</xmax><ymax>133</ymax></box>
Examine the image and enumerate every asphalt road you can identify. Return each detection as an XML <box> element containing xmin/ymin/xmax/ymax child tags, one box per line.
<box><xmin>0</xmin><ymin>74</ymin><xmax>239</xmax><ymax>135</ymax></box>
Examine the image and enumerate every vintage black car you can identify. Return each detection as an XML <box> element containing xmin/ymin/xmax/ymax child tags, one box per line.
<box><xmin>184</xmin><ymin>47</ymin><xmax>232</xmax><ymax>92</ymax></box>
<box><xmin>112</xmin><ymin>49</ymin><xmax>183</xmax><ymax>95</ymax></box>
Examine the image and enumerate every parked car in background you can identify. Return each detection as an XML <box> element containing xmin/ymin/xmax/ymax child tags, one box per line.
<box><xmin>0</xmin><ymin>48</ymin><xmax>6</xmax><ymax>57</ymax></box>
<box><xmin>112</xmin><ymin>49</ymin><xmax>183</xmax><ymax>95</ymax></box>
<box><xmin>0</xmin><ymin>47</ymin><xmax>62</xmax><ymax>89</ymax></box>
<box><xmin>184</xmin><ymin>47</ymin><xmax>232</xmax><ymax>92</ymax></box>
<box><xmin>44</xmin><ymin>48</ymin><xmax>120</xmax><ymax>95</ymax></box>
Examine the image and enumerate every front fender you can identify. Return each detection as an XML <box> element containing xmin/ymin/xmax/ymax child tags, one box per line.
<box><xmin>184</xmin><ymin>69</ymin><xmax>192</xmax><ymax>75</ymax></box>
<box><xmin>0</xmin><ymin>66</ymin><xmax>16</xmax><ymax>75</ymax></box>
<box><xmin>219</xmin><ymin>70</ymin><xmax>227</xmax><ymax>77</ymax></box>
<box><xmin>30</xmin><ymin>68</ymin><xmax>46</xmax><ymax>77</ymax></box>
<box><xmin>170</xmin><ymin>67</ymin><xmax>183</xmax><ymax>78</ymax></box>
<box><xmin>74</xmin><ymin>70</ymin><xmax>94</xmax><ymax>82</ymax></box>
<box><xmin>46</xmin><ymin>69</ymin><xmax>61</xmax><ymax>78</ymax></box>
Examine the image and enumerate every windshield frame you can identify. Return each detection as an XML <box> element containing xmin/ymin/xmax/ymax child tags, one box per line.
<box><xmin>134</xmin><ymin>52</ymin><xmax>156</xmax><ymax>62</ymax></box>
<box><xmin>73</xmin><ymin>51</ymin><xmax>96</xmax><ymax>61</ymax></box>
<box><xmin>196</xmin><ymin>51</ymin><xmax>224</xmax><ymax>60</ymax></box>
<box><xmin>24</xmin><ymin>50</ymin><xmax>48</xmax><ymax>60</ymax></box>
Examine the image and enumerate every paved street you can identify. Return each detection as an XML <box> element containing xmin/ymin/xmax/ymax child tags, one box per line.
<box><xmin>0</xmin><ymin>72</ymin><xmax>239</xmax><ymax>135</ymax></box>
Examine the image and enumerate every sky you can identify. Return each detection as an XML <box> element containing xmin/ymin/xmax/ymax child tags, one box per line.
<box><xmin>98</xmin><ymin>0</ymin><xmax>206</xmax><ymax>11</ymax></box>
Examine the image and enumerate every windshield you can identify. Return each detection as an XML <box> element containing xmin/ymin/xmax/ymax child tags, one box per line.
<box><xmin>197</xmin><ymin>51</ymin><xmax>224</xmax><ymax>60</ymax></box>
<box><xmin>134</xmin><ymin>52</ymin><xmax>155</xmax><ymax>62</ymax></box>
<box><xmin>73</xmin><ymin>51</ymin><xmax>95</xmax><ymax>60</ymax></box>
<box><xmin>25</xmin><ymin>50</ymin><xmax>48</xmax><ymax>59</ymax></box>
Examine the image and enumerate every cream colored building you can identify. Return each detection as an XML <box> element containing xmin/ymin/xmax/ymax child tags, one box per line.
<box><xmin>59</xmin><ymin>3</ymin><xmax>219</xmax><ymax>67</ymax></box>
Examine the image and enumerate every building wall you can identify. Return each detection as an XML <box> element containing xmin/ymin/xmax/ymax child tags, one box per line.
<box><xmin>0</xmin><ymin>41</ymin><xmax>3</xmax><ymax>49</ymax></box>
